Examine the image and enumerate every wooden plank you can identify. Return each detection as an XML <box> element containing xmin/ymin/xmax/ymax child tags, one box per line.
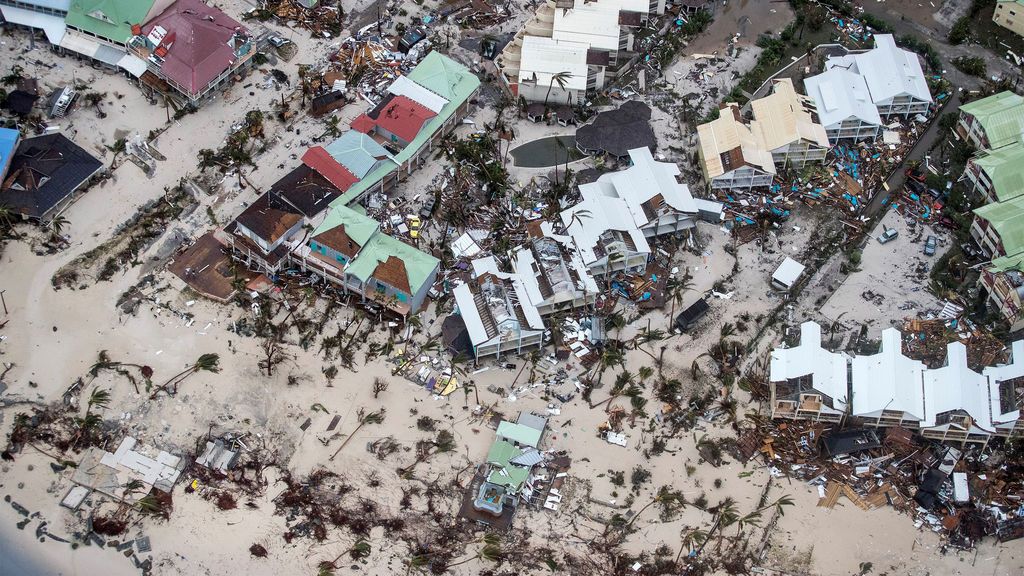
<box><xmin>818</xmin><ymin>481</ymin><xmax>841</xmax><ymax>508</ymax></box>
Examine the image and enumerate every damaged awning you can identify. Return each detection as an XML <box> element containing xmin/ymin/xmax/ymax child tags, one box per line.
<box><xmin>0</xmin><ymin>5</ymin><xmax>66</xmax><ymax>45</ymax></box>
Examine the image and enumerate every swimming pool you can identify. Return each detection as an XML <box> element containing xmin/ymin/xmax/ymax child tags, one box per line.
<box><xmin>509</xmin><ymin>135</ymin><xmax>584</xmax><ymax>168</ymax></box>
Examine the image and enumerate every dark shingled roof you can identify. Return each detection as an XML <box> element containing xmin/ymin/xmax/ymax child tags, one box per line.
<box><xmin>575</xmin><ymin>101</ymin><xmax>657</xmax><ymax>158</ymax></box>
<box><xmin>268</xmin><ymin>164</ymin><xmax>341</xmax><ymax>218</ymax></box>
<box><xmin>1</xmin><ymin>134</ymin><xmax>103</xmax><ymax>220</ymax></box>
<box><xmin>232</xmin><ymin>193</ymin><xmax>303</xmax><ymax>245</ymax></box>
<box><xmin>3</xmin><ymin>90</ymin><xmax>39</xmax><ymax>116</ymax></box>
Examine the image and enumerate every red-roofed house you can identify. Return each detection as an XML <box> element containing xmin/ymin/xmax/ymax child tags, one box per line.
<box><xmin>350</xmin><ymin>95</ymin><xmax>437</xmax><ymax>148</ymax></box>
<box><xmin>302</xmin><ymin>147</ymin><xmax>358</xmax><ymax>192</ymax></box>
<box><xmin>129</xmin><ymin>0</ymin><xmax>256</xmax><ymax>106</ymax></box>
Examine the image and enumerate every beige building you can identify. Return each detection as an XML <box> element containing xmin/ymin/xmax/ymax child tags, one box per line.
<box><xmin>697</xmin><ymin>104</ymin><xmax>777</xmax><ymax>191</ymax></box>
<box><xmin>994</xmin><ymin>0</ymin><xmax>1024</xmax><ymax>37</ymax></box>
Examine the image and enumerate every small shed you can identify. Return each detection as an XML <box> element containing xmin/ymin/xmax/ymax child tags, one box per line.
<box><xmin>771</xmin><ymin>257</ymin><xmax>805</xmax><ymax>291</ymax></box>
<box><xmin>674</xmin><ymin>298</ymin><xmax>709</xmax><ymax>332</ymax></box>
<box><xmin>311</xmin><ymin>90</ymin><xmax>346</xmax><ymax>117</ymax></box>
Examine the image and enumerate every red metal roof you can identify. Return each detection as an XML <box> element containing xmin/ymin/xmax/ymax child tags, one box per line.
<box><xmin>350</xmin><ymin>113</ymin><xmax>375</xmax><ymax>135</ymax></box>
<box><xmin>367</xmin><ymin>96</ymin><xmax>436</xmax><ymax>143</ymax></box>
<box><xmin>302</xmin><ymin>147</ymin><xmax>358</xmax><ymax>192</ymax></box>
<box><xmin>141</xmin><ymin>0</ymin><xmax>248</xmax><ymax>97</ymax></box>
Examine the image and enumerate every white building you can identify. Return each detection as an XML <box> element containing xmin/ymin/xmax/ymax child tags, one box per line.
<box><xmin>497</xmin><ymin>0</ymin><xmax>665</xmax><ymax>102</ymax></box>
<box><xmin>558</xmin><ymin>147</ymin><xmax>715</xmax><ymax>275</ymax></box>
<box><xmin>984</xmin><ymin>340</ymin><xmax>1024</xmax><ymax>438</ymax></box>
<box><xmin>825</xmin><ymin>34</ymin><xmax>932</xmax><ymax>118</ymax></box>
<box><xmin>750</xmin><ymin>79</ymin><xmax>830</xmax><ymax>168</ymax></box>
<box><xmin>769</xmin><ymin>322</ymin><xmax>850</xmax><ymax>423</ymax></box>
<box><xmin>516</xmin><ymin>35</ymin><xmax>590</xmax><ymax>104</ymax></box>
<box><xmin>453</xmin><ymin>257</ymin><xmax>547</xmax><ymax>360</ymax></box>
<box><xmin>513</xmin><ymin>235</ymin><xmax>599</xmax><ymax>315</ymax></box>
<box><xmin>921</xmin><ymin>342</ymin><xmax>996</xmax><ymax>445</ymax></box>
<box><xmin>804</xmin><ymin>67</ymin><xmax>883</xmax><ymax>142</ymax></box>
<box><xmin>697</xmin><ymin>103</ymin><xmax>777</xmax><ymax>190</ymax></box>
<box><xmin>850</xmin><ymin>328</ymin><xmax>926</xmax><ymax>428</ymax></box>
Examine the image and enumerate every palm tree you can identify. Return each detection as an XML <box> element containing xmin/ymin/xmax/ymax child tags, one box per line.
<box><xmin>626</xmin><ymin>485</ymin><xmax>686</xmax><ymax>527</ymax></box>
<box><xmin>75</xmin><ymin>387</ymin><xmax>110</xmax><ymax>444</ymax></box>
<box><xmin>637</xmin><ymin>365</ymin><xmax>654</xmax><ymax>388</ymax></box>
<box><xmin>329</xmin><ymin>407</ymin><xmax>386</xmax><ymax>461</ymax></box>
<box><xmin>49</xmin><ymin>215</ymin><xmax>69</xmax><ymax>238</ymax></box>
<box><xmin>605</xmin><ymin>312</ymin><xmax>627</xmax><ymax>341</ymax></box>
<box><xmin>592</xmin><ymin>369</ymin><xmax>633</xmax><ymax>410</ymax></box>
<box><xmin>107</xmin><ymin>138</ymin><xmax>126</xmax><ymax>168</ymax></box>
<box><xmin>445</xmin><ymin>532</ymin><xmax>502</xmax><ymax>568</ymax></box>
<box><xmin>150</xmin><ymin>353</ymin><xmax>220</xmax><ymax>398</ymax></box>
<box><xmin>0</xmin><ymin>203</ymin><xmax>19</xmax><ymax>237</ymax></box>
<box><xmin>543</xmin><ymin>71</ymin><xmax>571</xmax><ymax>113</ymax></box>
<box><xmin>665</xmin><ymin>271</ymin><xmax>694</xmax><ymax>331</ymax></box>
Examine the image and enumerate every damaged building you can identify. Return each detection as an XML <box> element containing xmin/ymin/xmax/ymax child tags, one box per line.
<box><xmin>697</xmin><ymin>78</ymin><xmax>829</xmax><ymax>189</ymax></box>
<box><xmin>557</xmin><ymin>146</ymin><xmax>719</xmax><ymax>275</ymax></box>
<box><xmin>496</xmin><ymin>0</ymin><xmax>666</xmax><ymax>103</ymax></box>
<box><xmin>768</xmin><ymin>323</ymin><xmax>1024</xmax><ymax>446</ymax></box>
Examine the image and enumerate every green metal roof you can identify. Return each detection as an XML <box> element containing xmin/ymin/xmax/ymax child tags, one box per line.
<box><xmin>486</xmin><ymin>439</ymin><xmax>523</xmax><ymax>465</ymax></box>
<box><xmin>397</xmin><ymin>52</ymin><xmax>480</xmax><ymax>166</ymax></box>
<box><xmin>974</xmin><ymin>143</ymin><xmax>1024</xmax><ymax>202</ymax></box>
<box><xmin>496</xmin><ymin>421</ymin><xmax>542</xmax><ymax>448</ymax></box>
<box><xmin>960</xmin><ymin>91</ymin><xmax>1024</xmax><ymax>149</ymax></box>
<box><xmin>324</xmin><ymin>131</ymin><xmax>394</xmax><ymax>179</ymax></box>
<box><xmin>343</xmin><ymin>231</ymin><xmax>439</xmax><ymax>293</ymax></box>
<box><xmin>329</xmin><ymin>53</ymin><xmax>479</xmax><ymax>207</ymax></box>
<box><xmin>484</xmin><ymin>440</ymin><xmax>529</xmax><ymax>492</ymax></box>
<box><xmin>66</xmin><ymin>0</ymin><xmax>158</xmax><ymax>44</ymax></box>
<box><xmin>990</xmin><ymin>251</ymin><xmax>1024</xmax><ymax>273</ymax></box>
<box><xmin>312</xmin><ymin>205</ymin><xmax>379</xmax><ymax>247</ymax></box>
<box><xmin>333</xmin><ymin>160</ymin><xmax>397</xmax><ymax>206</ymax></box>
<box><xmin>975</xmin><ymin>194</ymin><xmax>1024</xmax><ymax>256</ymax></box>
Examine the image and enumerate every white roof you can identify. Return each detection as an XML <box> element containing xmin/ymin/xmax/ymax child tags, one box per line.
<box><xmin>771</xmin><ymin>257</ymin><xmax>805</xmax><ymax>288</ymax></box>
<box><xmin>982</xmin><ymin>340</ymin><xmax>1024</xmax><ymax>425</ymax></box>
<box><xmin>513</xmin><ymin>236</ymin><xmax>599</xmax><ymax>306</ymax></box>
<box><xmin>851</xmin><ymin>328</ymin><xmax>926</xmax><ymax>420</ymax></box>
<box><xmin>388</xmin><ymin>75</ymin><xmax>449</xmax><ymax>114</ymax></box>
<box><xmin>453</xmin><ymin>282</ymin><xmax>489</xmax><ymax>346</ymax></box>
<box><xmin>0</xmin><ymin>5</ymin><xmax>66</xmax><ymax>44</ymax></box>
<box><xmin>804</xmin><ymin>67</ymin><xmax>882</xmax><ymax>129</ymax></box>
<box><xmin>552</xmin><ymin>2</ymin><xmax>622</xmax><ymax>51</ymax></box>
<box><xmin>769</xmin><ymin>322</ymin><xmax>849</xmax><ymax>410</ymax></box>
<box><xmin>117</xmin><ymin>53</ymin><xmax>148</xmax><ymax>78</ymax></box>
<box><xmin>468</xmin><ymin>257</ymin><xmax>545</xmax><ymax>331</ymax></box>
<box><xmin>518</xmin><ymin>36</ymin><xmax>589</xmax><ymax>91</ymax></box>
<box><xmin>451</xmin><ymin>232</ymin><xmax>482</xmax><ymax>259</ymax></box>
<box><xmin>828</xmin><ymin>35</ymin><xmax>932</xmax><ymax>105</ymax></box>
<box><xmin>922</xmin><ymin>342</ymin><xmax>993</xmax><ymax>432</ymax></box>
<box><xmin>610</xmin><ymin>147</ymin><xmax>698</xmax><ymax>220</ymax></box>
<box><xmin>561</xmin><ymin>193</ymin><xmax>650</xmax><ymax>266</ymax></box>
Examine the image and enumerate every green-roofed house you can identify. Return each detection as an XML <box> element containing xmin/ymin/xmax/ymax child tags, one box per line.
<box><xmin>299</xmin><ymin>205</ymin><xmax>439</xmax><ymax>315</ymax></box>
<box><xmin>331</xmin><ymin>51</ymin><xmax>481</xmax><ymax>206</ymax></box>
<box><xmin>980</xmin><ymin>251</ymin><xmax>1024</xmax><ymax>331</ymax></box>
<box><xmin>965</xmin><ymin>143</ymin><xmax>1024</xmax><ymax>204</ymax></box>
<box><xmin>970</xmin><ymin>194</ymin><xmax>1024</xmax><ymax>259</ymax></box>
<box><xmin>65</xmin><ymin>0</ymin><xmax>172</xmax><ymax>46</ymax></box>
<box><xmin>468</xmin><ymin>413</ymin><xmax>548</xmax><ymax>526</ymax></box>
<box><xmin>957</xmin><ymin>91</ymin><xmax>1024</xmax><ymax>150</ymax></box>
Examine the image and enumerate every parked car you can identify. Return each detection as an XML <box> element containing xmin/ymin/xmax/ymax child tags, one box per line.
<box><xmin>906</xmin><ymin>178</ymin><xmax>926</xmax><ymax>196</ymax></box>
<box><xmin>268</xmin><ymin>36</ymin><xmax>291</xmax><ymax>48</ymax></box>
<box><xmin>419</xmin><ymin>195</ymin><xmax>437</xmax><ymax>219</ymax></box>
<box><xmin>877</xmin><ymin>226</ymin><xmax>898</xmax><ymax>244</ymax></box>
<box><xmin>905</xmin><ymin>168</ymin><xmax>927</xmax><ymax>183</ymax></box>
<box><xmin>924</xmin><ymin>235</ymin><xmax>937</xmax><ymax>256</ymax></box>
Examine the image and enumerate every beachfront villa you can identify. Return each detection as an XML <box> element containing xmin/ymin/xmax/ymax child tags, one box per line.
<box><xmin>768</xmin><ymin>323</ymin><xmax>1024</xmax><ymax>446</ymax></box>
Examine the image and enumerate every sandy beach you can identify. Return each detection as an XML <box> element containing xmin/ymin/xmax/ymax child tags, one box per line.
<box><xmin>0</xmin><ymin>1</ymin><xmax>1023</xmax><ymax>575</ymax></box>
